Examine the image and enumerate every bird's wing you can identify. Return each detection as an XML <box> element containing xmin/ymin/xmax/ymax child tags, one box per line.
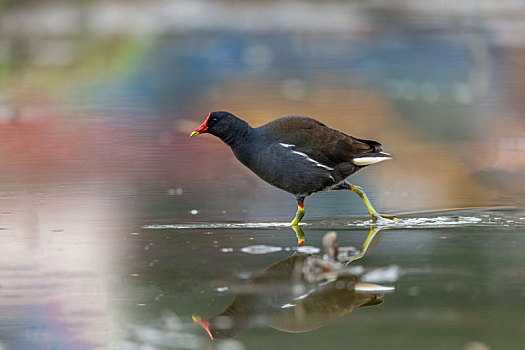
<box><xmin>260</xmin><ymin>116</ymin><xmax>382</xmax><ymax>167</ymax></box>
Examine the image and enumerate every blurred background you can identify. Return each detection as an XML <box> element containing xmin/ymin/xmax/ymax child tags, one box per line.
<box><xmin>1</xmin><ymin>0</ymin><xmax>525</xmax><ymax>349</ymax></box>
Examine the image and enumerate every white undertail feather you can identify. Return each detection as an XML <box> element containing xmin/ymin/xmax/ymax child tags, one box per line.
<box><xmin>353</xmin><ymin>153</ymin><xmax>392</xmax><ymax>166</ymax></box>
<box><xmin>355</xmin><ymin>282</ymin><xmax>395</xmax><ymax>293</ymax></box>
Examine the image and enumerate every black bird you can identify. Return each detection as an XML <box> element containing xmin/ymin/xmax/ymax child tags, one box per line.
<box><xmin>190</xmin><ymin>111</ymin><xmax>395</xmax><ymax>227</ymax></box>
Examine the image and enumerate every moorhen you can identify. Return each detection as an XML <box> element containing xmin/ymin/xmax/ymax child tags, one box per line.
<box><xmin>190</xmin><ymin>111</ymin><xmax>395</xmax><ymax>225</ymax></box>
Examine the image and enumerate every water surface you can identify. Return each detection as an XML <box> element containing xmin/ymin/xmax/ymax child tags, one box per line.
<box><xmin>1</xmin><ymin>1</ymin><xmax>525</xmax><ymax>349</ymax></box>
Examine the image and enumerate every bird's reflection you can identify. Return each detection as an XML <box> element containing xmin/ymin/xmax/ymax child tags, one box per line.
<box><xmin>194</xmin><ymin>227</ymin><xmax>393</xmax><ymax>339</ymax></box>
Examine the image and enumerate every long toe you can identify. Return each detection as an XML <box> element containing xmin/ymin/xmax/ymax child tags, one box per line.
<box><xmin>380</xmin><ymin>213</ymin><xmax>401</xmax><ymax>222</ymax></box>
<box><xmin>371</xmin><ymin>213</ymin><xmax>400</xmax><ymax>223</ymax></box>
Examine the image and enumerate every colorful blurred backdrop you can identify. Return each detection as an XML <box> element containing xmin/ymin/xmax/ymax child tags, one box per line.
<box><xmin>1</xmin><ymin>1</ymin><xmax>525</xmax><ymax>349</ymax></box>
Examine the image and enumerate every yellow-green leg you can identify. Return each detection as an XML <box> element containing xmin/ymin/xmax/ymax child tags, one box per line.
<box><xmin>290</xmin><ymin>196</ymin><xmax>305</xmax><ymax>226</ymax></box>
<box><xmin>350</xmin><ymin>185</ymin><xmax>397</xmax><ymax>221</ymax></box>
<box><xmin>332</xmin><ymin>181</ymin><xmax>397</xmax><ymax>222</ymax></box>
<box><xmin>290</xmin><ymin>224</ymin><xmax>305</xmax><ymax>246</ymax></box>
<box><xmin>349</xmin><ymin>225</ymin><xmax>384</xmax><ymax>262</ymax></box>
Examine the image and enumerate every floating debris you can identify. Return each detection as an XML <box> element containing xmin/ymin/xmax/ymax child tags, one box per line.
<box><xmin>190</xmin><ymin>209</ymin><xmax>198</xmax><ymax>215</ymax></box>
<box><xmin>216</xmin><ymin>286</ymin><xmax>229</xmax><ymax>292</ymax></box>
<box><xmin>168</xmin><ymin>188</ymin><xmax>184</xmax><ymax>196</ymax></box>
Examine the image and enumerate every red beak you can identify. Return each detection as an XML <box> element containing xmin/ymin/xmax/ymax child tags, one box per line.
<box><xmin>192</xmin><ymin>315</ymin><xmax>213</xmax><ymax>339</ymax></box>
<box><xmin>190</xmin><ymin>113</ymin><xmax>211</xmax><ymax>137</ymax></box>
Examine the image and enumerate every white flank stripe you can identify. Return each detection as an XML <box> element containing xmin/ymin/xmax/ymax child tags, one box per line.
<box><xmin>292</xmin><ymin>151</ymin><xmax>334</xmax><ymax>171</ymax></box>
<box><xmin>279</xmin><ymin>143</ymin><xmax>295</xmax><ymax>148</ymax></box>
<box><xmin>294</xmin><ymin>290</ymin><xmax>314</xmax><ymax>301</ymax></box>
<box><xmin>353</xmin><ymin>156</ymin><xmax>391</xmax><ymax>166</ymax></box>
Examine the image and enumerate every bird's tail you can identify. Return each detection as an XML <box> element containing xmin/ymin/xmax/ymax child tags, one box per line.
<box><xmin>352</xmin><ymin>138</ymin><xmax>392</xmax><ymax>166</ymax></box>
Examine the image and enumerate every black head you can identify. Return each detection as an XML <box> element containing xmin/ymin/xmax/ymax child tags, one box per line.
<box><xmin>190</xmin><ymin>111</ymin><xmax>250</xmax><ymax>145</ymax></box>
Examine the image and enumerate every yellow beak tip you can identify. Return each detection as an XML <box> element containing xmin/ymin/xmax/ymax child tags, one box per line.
<box><xmin>190</xmin><ymin>131</ymin><xmax>200</xmax><ymax>137</ymax></box>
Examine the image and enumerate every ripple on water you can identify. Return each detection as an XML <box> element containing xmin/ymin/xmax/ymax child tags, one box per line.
<box><xmin>142</xmin><ymin>211</ymin><xmax>525</xmax><ymax>231</ymax></box>
<box><xmin>354</xmin><ymin>216</ymin><xmax>484</xmax><ymax>228</ymax></box>
<box><xmin>240</xmin><ymin>245</ymin><xmax>283</xmax><ymax>255</ymax></box>
<box><xmin>143</xmin><ymin>222</ymin><xmax>291</xmax><ymax>229</ymax></box>
<box><xmin>296</xmin><ymin>246</ymin><xmax>321</xmax><ymax>254</ymax></box>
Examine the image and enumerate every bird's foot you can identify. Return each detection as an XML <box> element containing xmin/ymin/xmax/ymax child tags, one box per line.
<box><xmin>371</xmin><ymin>213</ymin><xmax>400</xmax><ymax>223</ymax></box>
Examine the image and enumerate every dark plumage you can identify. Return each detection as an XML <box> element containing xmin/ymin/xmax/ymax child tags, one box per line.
<box><xmin>190</xmin><ymin>111</ymin><xmax>395</xmax><ymax>229</ymax></box>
